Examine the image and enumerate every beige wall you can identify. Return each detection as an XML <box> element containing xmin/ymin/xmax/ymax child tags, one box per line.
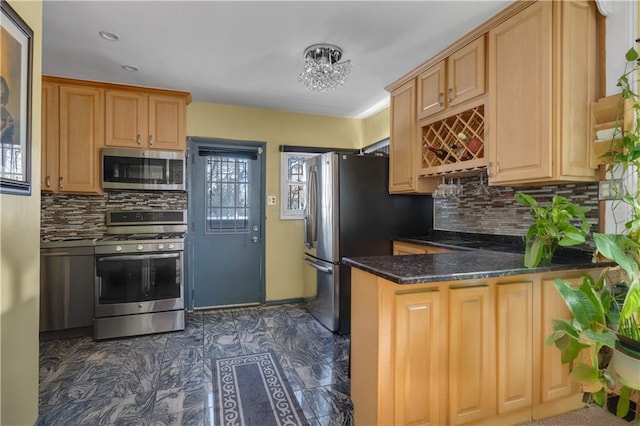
<box><xmin>187</xmin><ymin>102</ymin><xmax>388</xmax><ymax>301</ymax></box>
<box><xmin>362</xmin><ymin>107</ymin><xmax>390</xmax><ymax>147</ymax></box>
<box><xmin>0</xmin><ymin>0</ymin><xmax>42</xmax><ymax>425</ymax></box>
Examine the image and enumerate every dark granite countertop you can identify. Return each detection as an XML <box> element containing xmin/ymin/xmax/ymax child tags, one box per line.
<box><xmin>342</xmin><ymin>231</ymin><xmax>605</xmax><ymax>284</ymax></box>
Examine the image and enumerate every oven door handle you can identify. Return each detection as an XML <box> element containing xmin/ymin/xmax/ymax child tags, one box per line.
<box><xmin>97</xmin><ymin>253</ymin><xmax>181</xmax><ymax>262</ymax></box>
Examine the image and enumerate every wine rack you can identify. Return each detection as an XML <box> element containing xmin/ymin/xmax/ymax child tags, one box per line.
<box><xmin>420</xmin><ymin>104</ymin><xmax>487</xmax><ymax>176</ymax></box>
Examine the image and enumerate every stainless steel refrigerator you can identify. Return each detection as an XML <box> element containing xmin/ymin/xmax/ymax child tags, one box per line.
<box><xmin>303</xmin><ymin>152</ymin><xmax>433</xmax><ymax>334</ymax></box>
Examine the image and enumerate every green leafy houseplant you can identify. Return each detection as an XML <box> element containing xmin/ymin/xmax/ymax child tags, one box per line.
<box><xmin>546</xmin><ymin>47</ymin><xmax>640</xmax><ymax>418</ymax></box>
<box><xmin>515</xmin><ymin>192</ymin><xmax>591</xmax><ymax>268</ymax></box>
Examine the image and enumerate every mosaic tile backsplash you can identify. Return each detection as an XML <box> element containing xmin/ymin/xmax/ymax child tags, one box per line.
<box><xmin>41</xmin><ymin>191</ymin><xmax>188</xmax><ymax>241</ymax></box>
<box><xmin>433</xmin><ymin>176</ymin><xmax>600</xmax><ymax>238</ymax></box>
<box><xmin>42</xmin><ymin>178</ymin><xmax>599</xmax><ymax>242</ymax></box>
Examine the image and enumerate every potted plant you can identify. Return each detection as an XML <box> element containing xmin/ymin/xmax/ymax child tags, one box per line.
<box><xmin>515</xmin><ymin>192</ymin><xmax>591</xmax><ymax>268</ymax></box>
<box><xmin>546</xmin><ymin>46</ymin><xmax>640</xmax><ymax>418</ymax></box>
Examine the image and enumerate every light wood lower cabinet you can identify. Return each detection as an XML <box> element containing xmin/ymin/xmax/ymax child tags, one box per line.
<box><xmin>351</xmin><ymin>268</ymin><xmax>601</xmax><ymax>425</ymax></box>
<box><xmin>394</xmin><ymin>290</ymin><xmax>442</xmax><ymax>426</ymax></box>
<box><xmin>497</xmin><ymin>281</ymin><xmax>533</xmax><ymax>414</ymax></box>
<box><xmin>393</xmin><ymin>241</ymin><xmax>456</xmax><ymax>255</ymax></box>
<box><xmin>449</xmin><ymin>284</ymin><xmax>496</xmax><ymax>424</ymax></box>
<box><xmin>538</xmin><ymin>278</ymin><xmax>581</xmax><ymax>404</ymax></box>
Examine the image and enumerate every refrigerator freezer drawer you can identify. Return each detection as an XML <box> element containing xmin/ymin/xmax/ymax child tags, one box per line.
<box><xmin>303</xmin><ymin>255</ymin><xmax>339</xmax><ymax>332</ymax></box>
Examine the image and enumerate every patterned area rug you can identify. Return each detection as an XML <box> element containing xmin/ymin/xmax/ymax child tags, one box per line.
<box><xmin>213</xmin><ymin>352</ymin><xmax>308</xmax><ymax>426</ymax></box>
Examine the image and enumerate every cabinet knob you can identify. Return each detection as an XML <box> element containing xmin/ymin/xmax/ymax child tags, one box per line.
<box><xmin>59</xmin><ymin>176</ymin><xmax>64</xmax><ymax>189</ymax></box>
<box><xmin>46</xmin><ymin>176</ymin><xmax>51</xmax><ymax>187</ymax></box>
<box><xmin>447</xmin><ymin>88</ymin><xmax>454</xmax><ymax>103</ymax></box>
<box><xmin>136</xmin><ymin>134</ymin><xmax>142</xmax><ymax>145</ymax></box>
<box><xmin>149</xmin><ymin>134</ymin><xmax>153</xmax><ymax>146</ymax></box>
<box><xmin>438</xmin><ymin>93</ymin><xmax>444</xmax><ymax>107</ymax></box>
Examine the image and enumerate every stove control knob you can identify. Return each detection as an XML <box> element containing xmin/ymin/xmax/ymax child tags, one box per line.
<box><xmin>158</xmin><ymin>244</ymin><xmax>164</xmax><ymax>250</ymax></box>
<box><xmin>168</xmin><ymin>243</ymin><xmax>175</xmax><ymax>249</ymax></box>
<box><xmin>116</xmin><ymin>245</ymin><xmax>123</xmax><ymax>252</ymax></box>
<box><xmin>137</xmin><ymin>244</ymin><xmax>144</xmax><ymax>251</ymax></box>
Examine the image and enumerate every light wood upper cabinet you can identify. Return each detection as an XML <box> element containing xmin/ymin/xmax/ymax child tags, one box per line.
<box><xmin>105</xmin><ymin>91</ymin><xmax>186</xmax><ymax>151</ymax></box>
<box><xmin>387</xmin><ymin>0</ymin><xmax>600</xmax><ymax>186</ymax></box>
<box><xmin>105</xmin><ymin>91</ymin><xmax>146</xmax><ymax>149</ymax></box>
<box><xmin>42</xmin><ymin>76</ymin><xmax>190</xmax><ymax>194</ymax></box>
<box><xmin>41</xmin><ymin>82</ymin><xmax>59</xmax><ymax>191</ymax></box>
<box><xmin>389</xmin><ymin>80</ymin><xmax>437</xmax><ymax>194</ymax></box>
<box><xmin>148</xmin><ymin>94</ymin><xmax>186</xmax><ymax>151</ymax></box>
<box><xmin>59</xmin><ymin>86</ymin><xmax>104</xmax><ymax>193</ymax></box>
<box><xmin>448</xmin><ymin>37</ymin><xmax>486</xmax><ymax>109</ymax></box>
<box><xmin>488</xmin><ymin>0</ymin><xmax>597</xmax><ymax>185</ymax></box>
<box><xmin>41</xmin><ymin>81</ymin><xmax>103</xmax><ymax>194</ymax></box>
<box><xmin>418</xmin><ymin>36</ymin><xmax>485</xmax><ymax>120</ymax></box>
<box><xmin>389</xmin><ymin>80</ymin><xmax>417</xmax><ymax>193</ymax></box>
<box><xmin>417</xmin><ymin>61</ymin><xmax>446</xmax><ymax>118</ymax></box>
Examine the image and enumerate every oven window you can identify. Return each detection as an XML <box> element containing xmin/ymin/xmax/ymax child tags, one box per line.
<box><xmin>96</xmin><ymin>254</ymin><xmax>181</xmax><ymax>304</ymax></box>
<box><xmin>204</xmin><ymin>155</ymin><xmax>250</xmax><ymax>233</ymax></box>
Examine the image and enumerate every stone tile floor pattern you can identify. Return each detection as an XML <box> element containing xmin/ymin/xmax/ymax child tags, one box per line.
<box><xmin>37</xmin><ymin>304</ymin><xmax>353</xmax><ymax>425</ymax></box>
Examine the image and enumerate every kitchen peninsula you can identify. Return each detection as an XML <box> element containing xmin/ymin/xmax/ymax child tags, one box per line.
<box><xmin>343</xmin><ymin>243</ymin><xmax>608</xmax><ymax>425</ymax></box>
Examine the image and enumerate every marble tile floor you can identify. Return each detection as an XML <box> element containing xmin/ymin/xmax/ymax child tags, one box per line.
<box><xmin>37</xmin><ymin>303</ymin><xmax>353</xmax><ymax>425</ymax></box>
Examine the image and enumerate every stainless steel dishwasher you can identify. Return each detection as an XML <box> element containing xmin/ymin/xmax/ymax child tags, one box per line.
<box><xmin>40</xmin><ymin>239</ymin><xmax>95</xmax><ymax>332</ymax></box>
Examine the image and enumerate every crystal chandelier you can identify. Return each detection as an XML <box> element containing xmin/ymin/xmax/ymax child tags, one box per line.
<box><xmin>298</xmin><ymin>44</ymin><xmax>352</xmax><ymax>92</ymax></box>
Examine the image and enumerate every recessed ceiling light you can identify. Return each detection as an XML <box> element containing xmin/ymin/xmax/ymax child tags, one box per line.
<box><xmin>122</xmin><ymin>65</ymin><xmax>139</xmax><ymax>72</ymax></box>
<box><xmin>98</xmin><ymin>30</ymin><xmax>119</xmax><ymax>41</ymax></box>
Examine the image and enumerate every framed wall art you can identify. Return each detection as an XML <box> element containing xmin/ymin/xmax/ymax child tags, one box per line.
<box><xmin>1</xmin><ymin>0</ymin><xmax>33</xmax><ymax>195</ymax></box>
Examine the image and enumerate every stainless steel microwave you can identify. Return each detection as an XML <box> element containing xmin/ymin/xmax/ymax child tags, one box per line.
<box><xmin>102</xmin><ymin>147</ymin><xmax>185</xmax><ymax>191</ymax></box>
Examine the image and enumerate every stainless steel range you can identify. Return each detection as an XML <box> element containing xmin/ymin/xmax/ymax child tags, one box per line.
<box><xmin>94</xmin><ymin>210</ymin><xmax>186</xmax><ymax>340</ymax></box>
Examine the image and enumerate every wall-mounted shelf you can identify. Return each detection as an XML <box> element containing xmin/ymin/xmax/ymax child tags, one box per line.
<box><xmin>591</xmin><ymin>94</ymin><xmax>633</xmax><ymax>167</ymax></box>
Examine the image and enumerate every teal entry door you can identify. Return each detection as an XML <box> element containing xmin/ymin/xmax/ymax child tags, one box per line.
<box><xmin>188</xmin><ymin>137</ymin><xmax>265</xmax><ymax>309</ymax></box>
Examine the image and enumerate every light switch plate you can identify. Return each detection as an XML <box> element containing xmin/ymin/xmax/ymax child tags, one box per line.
<box><xmin>267</xmin><ymin>196</ymin><xmax>277</xmax><ymax>205</ymax></box>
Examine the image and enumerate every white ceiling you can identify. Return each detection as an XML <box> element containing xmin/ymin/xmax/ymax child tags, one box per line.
<box><xmin>42</xmin><ymin>1</ymin><xmax>514</xmax><ymax>119</ymax></box>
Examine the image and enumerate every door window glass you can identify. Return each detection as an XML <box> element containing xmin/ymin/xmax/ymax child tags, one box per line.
<box><xmin>205</xmin><ymin>155</ymin><xmax>250</xmax><ymax>233</ymax></box>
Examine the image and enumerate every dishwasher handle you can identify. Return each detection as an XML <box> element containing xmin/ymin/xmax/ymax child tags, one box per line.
<box><xmin>304</xmin><ymin>257</ymin><xmax>333</xmax><ymax>274</ymax></box>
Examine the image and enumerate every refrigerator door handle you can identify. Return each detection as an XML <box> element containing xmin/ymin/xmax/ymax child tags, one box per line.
<box><xmin>304</xmin><ymin>257</ymin><xmax>333</xmax><ymax>274</ymax></box>
<box><xmin>304</xmin><ymin>168</ymin><xmax>318</xmax><ymax>249</ymax></box>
